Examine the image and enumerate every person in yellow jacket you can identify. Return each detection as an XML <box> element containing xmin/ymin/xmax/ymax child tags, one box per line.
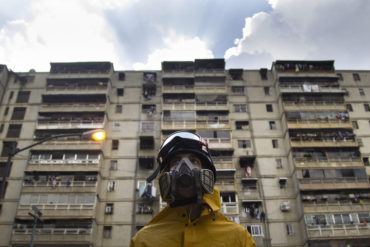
<box><xmin>130</xmin><ymin>131</ymin><xmax>256</xmax><ymax>247</ymax></box>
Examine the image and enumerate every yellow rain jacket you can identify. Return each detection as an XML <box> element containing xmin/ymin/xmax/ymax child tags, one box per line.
<box><xmin>130</xmin><ymin>187</ymin><xmax>256</xmax><ymax>247</ymax></box>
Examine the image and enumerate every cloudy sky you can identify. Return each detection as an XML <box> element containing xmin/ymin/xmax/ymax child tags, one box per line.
<box><xmin>0</xmin><ymin>0</ymin><xmax>369</xmax><ymax>72</ymax></box>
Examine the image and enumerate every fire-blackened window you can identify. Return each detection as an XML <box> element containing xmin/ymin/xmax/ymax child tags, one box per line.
<box><xmin>16</xmin><ymin>91</ymin><xmax>30</xmax><ymax>103</ymax></box>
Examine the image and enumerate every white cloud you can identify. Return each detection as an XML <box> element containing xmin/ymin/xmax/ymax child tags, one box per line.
<box><xmin>225</xmin><ymin>0</ymin><xmax>370</xmax><ymax>69</ymax></box>
<box><xmin>133</xmin><ymin>31</ymin><xmax>214</xmax><ymax>70</ymax></box>
<box><xmin>0</xmin><ymin>0</ymin><xmax>125</xmax><ymax>72</ymax></box>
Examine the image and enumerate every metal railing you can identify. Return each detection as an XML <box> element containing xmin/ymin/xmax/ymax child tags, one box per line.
<box><xmin>221</xmin><ymin>203</ymin><xmax>239</xmax><ymax>214</ymax></box>
<box><xmin>19</xmin><ymin>204</ymin><xmax>95</xmax><ymax>211</ymax></box>
<box><xmin>283</xmin><ymin>101</ymin><xmax>345</xmax><ymax>106</ymax></box>
<box><xmin>14</xmin><ymin>227</ymin><xmax>92</xmax><ymax>235</ymax></box>
<box><xmin>29</xmin><ymin>159</ymin><xmax>99</xmax><ymax>165</ymax></box>
<box><xmin>306</xmin><ymin>224</ymin><xmax>370</xmax><ymax>237</ymax></box>
<box><xmin>287</xmin><ymin>119</ymin><xmax>350</xmax><ymax>125</ymax></box>
<box><xmin>46</xmin><ymin>85</ymin><xmax>107</xmax><ymax>91</ymax></box>
<box><xmin>299</xmin><ymin>177</ymin><xmax>368</xmax><ymax>184</ymax></box>
<box><xmin>23</xmin><ymin>181</ymin><xmax>97</xmax><ymax>187</ymax></box>
<box><xmin>294</xmin><ymin>157</ymin><xmax>361</xmax><ymax>163</ymax></box>
<box><xmin>37</xmin><ymin>120</ymin><xmax>104</xmax><ymax>129</ymax></box>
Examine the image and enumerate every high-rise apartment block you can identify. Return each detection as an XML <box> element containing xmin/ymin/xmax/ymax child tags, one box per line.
<box><xmin>0</xmin><ymin>59</ymin><xmax>369</xmax><ymax>247</ymax></box>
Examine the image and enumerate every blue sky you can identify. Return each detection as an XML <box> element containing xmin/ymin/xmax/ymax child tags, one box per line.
<box><xmin>0</xmin><ymin>0</ymin><xmax>369</xmax><ymax>72</ymax></box>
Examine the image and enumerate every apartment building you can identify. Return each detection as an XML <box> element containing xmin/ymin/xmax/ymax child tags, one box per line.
<box><xmin>0</xmin><ymin>59</ymin><xmax>369</xmax><ymax>247</ymax></box>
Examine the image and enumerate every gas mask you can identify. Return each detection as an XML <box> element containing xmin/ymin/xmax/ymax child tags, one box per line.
<box><xmin>159</xmin><ymin>158</ymin><xmax>215</xmax><ymax>207</ymax></box>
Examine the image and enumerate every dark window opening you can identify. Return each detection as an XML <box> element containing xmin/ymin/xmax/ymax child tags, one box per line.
<box><xmin>142</xmin><ymin>104</ymin><xmax>156</xmax><ymax>114</ymax></box>
<box><xmin>117</xmin><ymin>88</ymin><xmax>124</xmax><ymax>96</ymax></box>
<box><xmin>143</xmin><ymin>84</ymin><xmax>156</xmax><ymax>99</ymax></box>
<box><xmin>16</xmin><ymin>91</ymin><xmax>30</xmax><ymax>103</ymax></box>
<box><xmin>8</xmin><ymin>91</ymin><xmax>14</xmax><ymax>102</ymax></box>
<box><xmin>272</xmin><ymin>139</ymin><xmax>278</xmax><ymax>148</ymax></box>
<box><xmin>346</xmin><ymin>104</ymin><xmax>353</xmax><ymax>112</ymax></box>
<box><xmin>229</xmin><ymin>69</ymin><xmax>243</xmax><ymax>80</ymax></box>
<box><xmin>11</xmin><ymin>107</ymin><xmax>26</xmax><ymax>120</ymax></box>
<box><xmin>353</xmin><ymin>73</ymin><xmax>360</xmax><ymax>81</ymax></box>
<box><xmin>279</xmin><ymin>178</ymin><xmax>287</xmax><ymax>188</ymax></box>
<box><xmin>118</xmin><ymin>72</ymin><xmax>125</xmax><ymax>80</ymax></box>
<box><xmin>264</xmin><ymin>87</ymin><xmax>270</xmax><ymax>96</ymax></box>
<box><xmin>363</xmin><ymin>157</ymin><xmax>369</xmax><ymax>166</ymax></box>
<box><xmin>260</xmin><ymin>68</ymin><xmax>268</xmax><ymax>80</ymax></box>
<box><xmin>143</xmin><ymin>72</ymin><xmax>156</xmax><ymax>82</ymax></box>
<box><xmin>140</xmin><ymin>136</ymin><xmax>154</xmax><ymax>150</ymax></box>
<box><xmin>116</xmin><ymin>105</ymin><xmax>123</xmax><ymax>113</ymax></box>
<box><xmin>364</xmin><ymin>104</ymin><xmax>370</xmax><ymax>112</ymax></box>
<box><xmin>231</xmin><ymin>86</ymin><xmax>244</xmax><ymax>94</ymax></box>
<box><xmin>112</xmin><ymin>140</ymin><xmax>119</xmax><ymax>150</ymax></box>
<box><xmin>103</xmin><ymin>226</ymin><xmax>112</xmax><ymax>238</ymax></box>
<box><xmin>105</xmin><ymin>203</ymin><xmax>114</xmax><ymax>215</ymax></box>
<box><xmin>6</xmin><ymin>124</ymin><xmax>22</xmax><ymax>138</ymax></box>
<box><xmin>269</xmin><ymin>121</ymin><xmax>276</xmax><ymax>130</ymax></box>
<box><xmin>1</xmin><ymin>142</ymin><xmax>17</xmax><ymax>157</ymax></box>
<box><xmin>0</xmin><ymin>162</ymin><xmax>11</xmax><ymax>178</ymax></box>
<box><xmin>235</xmin><ymin>121</ymin><xmax>249</xmax><ymax>130</ymax></box>
<box><xmin>266</xmin><ymin>104</ymin><xmax>273</xmax><ymax>112</ymax></box>
<box><xmin>139</xmin><ymin>157</ymin><xmax>154</xmax><ymax>169</ymax></box>
<box><xmin>241</xmin><ymin>178</ymin><xmax>258</xmax><ymax>189</ymax></box>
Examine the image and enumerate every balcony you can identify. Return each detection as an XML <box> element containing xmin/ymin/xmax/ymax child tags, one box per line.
<box><xmin>294</xmin><ymin>157</ymin><xmax>363</xmax><ymax>169</ymax></box>
<box><xmin>196</xmin><ymin>116</ymin><xmax>230</xmax><ymax>129</ymax></box>
<box><xmin>28</xmin><ymin>159</ymin><xmax>100</xmax><ymax>172</ymax></box>
<box><xmin>45</xmin><ymin>84</ymin><xmax>108</xmax><ymax>95</ymax></box>
<box><xmin>290</xmin><ymin>138</ymin><xmax>358</xmax><ymax>148</ymax></box>
<box><xmin>196</xmin><ymin>102</ymin><xmax>229</xmax><ymax>110</ymax></box>
<box><xmin>283</xmin><ymin>101</ymin><xmax>346</xmax><ymax>112</ymax></box>
<box><xmin>215</xmin><ymin>179</ymin><xmax>236</xmax><ymax>191</ymax></box>
<box><xmin>194</xmin><ymin>85</ymin><xmax>227</xmax><ymax>94</ymax></box>
<box><xmin>40</xmin><ymin>103</ymin><xmax>107</xmax><ymax>112</ymax></box>
<box><xmin>30</xmin><ymin>140</ymin><xmax>103</xmax><ymax>151</ymax></box>
<box><xmin>36</xmin><ymin>120</ymin><xmax>104</xmax><ymax>130</ymax></box>
<box><xmin>162</xmin><ymin>102</ymin><xmax>196</xmax><ymax>111</ymax></box>
<box><xmin>303</xmin><ymin>200</ymin><xmax>370</xmax><ymax>214</ymax></box>
<box><xmin>279</xmin><ymin>85</ymin><xmax>346</xmax><ymax>94</ymax></box>
<box><xmin>299</xmin><ymin>177</ymin><xmax>370</xmax><ymax>190</ymax></box>
<box><xmin>203</xmin><ymin>138</ymin><xmax>232</xmax><ymax>149</ymax></box>
<box><xmin>287</xmin><ymin>119</ymin><xmax>353</xmax><ymax>129</ymax></box>
<box><xmin>161</xmin><ymin>120</ymin><xmax>196</xmax><ymax>130</ymax></box>
<box><xmin>306</xmin><ymin>224</ymin><xmax>370</xmax><ymax>240</ymax></box>
<box><xmin>12</xmin><ymin>227</ymin><xmax>93</xmax><ymax>244</ymax></box>
<box><xmin>162</xmin><ymin>85</ymin><xmax>194</xmax><ymax>93</ymax></box>
<box><xmin>22</xmin><ymin>181</ymin><xmax>98</xmax><ymax>193</ymax></box>
<box><xmin>220</xmin><ymin>202</ymin><xmax>239</xmax><ymax>215</ymax></box>
<box><xmin>16</xmin><ymin>204</ymin><xmax>95</xmax><ymax>219</ymax></box>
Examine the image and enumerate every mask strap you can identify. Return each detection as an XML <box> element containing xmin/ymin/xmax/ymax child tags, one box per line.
<box><xmin>194</xmin><ymin>169</ymin><xmax>202</xmax><ymax>205</ymax></box>
<box><xmin>146</xmin><ymin>166</ymin><xmax>160</xmax><ymax>183</ymax></box>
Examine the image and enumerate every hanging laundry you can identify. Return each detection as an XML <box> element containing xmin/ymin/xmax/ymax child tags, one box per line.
<box><xmin>311</xmin><ymin>85</ymin><xmax>319</xmax><ymax>92</ymax></box>
<box><xmin>303</xmin><ymin>84</ymin><xmax>312</xmax><ymax>92</ymax></box>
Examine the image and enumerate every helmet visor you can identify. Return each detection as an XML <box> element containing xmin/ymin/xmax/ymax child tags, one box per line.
<box><xmin>161</xmin><ymin>131</ymin><xmax>205</xmax><ymax>150</ymax></box>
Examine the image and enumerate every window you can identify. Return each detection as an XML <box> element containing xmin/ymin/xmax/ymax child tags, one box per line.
<box><xmin>246</xmin><ymin>225</ymin><xmax>264</xmax><ymax>237</ymax></box>
<box><xmin>110</xmin><ymin>160</ymin><xmax>118</xmax><ymax>170</ymax></box>
<box><xmin>276</xmin><ymin>159</ymin><xmax>283</xmax><ymax>169</ymax></box>
<box><xmin>238</xmin><ymin>140</ymin><xmax>251</xmax><ymax>149</ymax></box>
<box><xmin>234</xmin><ymin>104</ymin><xmax>247</xmax><ymax>112</ymax></box>
<box><xmin>116</xmin><ymin>105</ymin><xmax>122</xmax><ymax>113</ymax></box>
<box><xmin>141</xmin><ymin>122</ymin><xmax>155</xmax><ymax>132</ymax></box>
<box><xmin>272</xmin><ymin>139</ymin><xmax>278</xmax><ymax>148</ymax></box>
<box><xmin>266</xmin><ymin>104</ymin><xmax>273</xmax><ymax>112</ymax></box>
<box><xmin>4</xmin><ymin>107</ymin><xmax>9</xmax><ymax>116</ymax></box>
<box><xmin>231</xmin><ymin>86</ymin><xmax>244</xmax><ymax>94</ymax></box>
<box><xmin>11</xmin><ymin>107</ymin><xmax>26</xmax><ymax>120</ymax></box>
<box><xmin>8</xmin><ymin>91</ymin><xmax>14</xmax><ymax>102</ymax></box>
<box><xmin>112</xmin><ymin>140</ymin><xmax>119</xmax><ymax>150</ymax></box>
<box><xmin>118</xmin><ymin>72</ymin><xmax>125</xmax><ymax>81</ymax></box>
<box><xmin>107</xmin><ymin>181</ymin><xmax>116</xmax><ymax>192</ymax></box>
<box><xmin>0</xmin><ymin>124</ymin><xmax>4</xmax><ymax>133</ymax></box>
<box><xmin>363</xmin><ymin>157</ymin><xmax>369</xmax><ymax>166</ymax></box>
<box><xmin>264</xmin><ymin>87</ymin><xmax>270</xmax><ymax>96</ymax></box>
<box><xmin>352</xmin><ymin>121</ymin><xmax>359</xmax><ymax>129</ymax></box>
<box><xmin>220</xmin><ymin>192</ymin><xmax>236</xmax><ymax>203</ymax></box>
<box><xmin>117</xmin><ymin>88</ymin><xmax>124</xmax><ymax>96</ymax></box>
<box><xmin>16</xmin><ymin>91</ymin><xmax>30</xmax><ymax>103</ymax></box>
<box><xmin>103</xmin><ymin>226</ymin><xmax>112</xmax><ymax>238</ymax></box>
<box><xmin>105</xmin><ymin>203</ymin><xmax>114</xmax><ymax>214</ymax></box>
<box><xmin>337</xmin><ymin>73</ymin><xmax>343</xmax><ymax>81</ymax></box>
<box><xmin>286</xmin><ymin>224</ymin><xmax>294</xmax><ymax>235</ymax></box>
<box><xmin>235</xmin><ymin>121</ymin><xmax>249</xmax><ymax>130</ymax></box>
<box><xmin>6</xmin><ymin>124</ymin><xmax>22</xmax><ymax>138</ymax></box>
<box><xmin>269</xmin><ymin>121</ymin><xmax>276</xmax><ymax>130</ymax></box>
<box><xmin>142</xmin><ymin>104</ymin><xmax>156</xmax><ymax>114</ymax></box>
<box><xmin>358</xmin><ymin>138</ymin><xmax>363</xmax><ymax>146</ymax></box>
<box><xmin>359</xmin><ymin>88</ymin><xmax>365</xmax><ymax>96</ymax></box>
<box><xmin>279</xmin><ymin>178</ymin><xmax>287</xmax><ymax>188</ymax></box>
<box><xmin>113</xmin><ymin>123</ymin><xmax>120</xmax><ymax>131</ymax></box>
<box><xmin>346</xmin><ymin>104</ymin><xmax>353</xmax><ymax>112</ymax></box>
<box><xmin>364</xmin><ymin>104</ymin><xmax>370</xmax><ymax>112</ymax></box>
<box><xmin>353</xmin><ymin>73</ymin><xmax>360</xmax><ymax>81</ymax></box>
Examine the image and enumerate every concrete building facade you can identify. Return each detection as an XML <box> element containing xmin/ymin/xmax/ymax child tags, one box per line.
<box><xmin>0</xmin><ymin>59</ymin><xmax>369</xmax><ymax>247</ymax></box>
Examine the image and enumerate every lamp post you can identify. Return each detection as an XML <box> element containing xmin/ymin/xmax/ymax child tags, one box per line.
<box><xmin>29</xmin><ymin>205</ymin><xmax>43</xmax><ymax>247</ymax></box>
<box><xmin>0</xmin><ymin>129</ymin><xmax>106</xmax><ymax>200</ymax></box>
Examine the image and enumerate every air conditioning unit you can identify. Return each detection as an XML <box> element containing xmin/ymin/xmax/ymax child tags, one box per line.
<box><xmin>280</xmin><ymin>201</ymin><xmax>291</xmax><ymax>212</ymax></box>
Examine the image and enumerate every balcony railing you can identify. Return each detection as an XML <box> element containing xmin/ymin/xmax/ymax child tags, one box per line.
<box><xmin>161</xmin><ymin>120</ymin><xmax>196</xmax><ymax>130</ymax></box>
<box><xmin>299</xmin><ymin>177</ymin><xmax>369</xmax><ymax>190</ymax></box>
<box><xmin>162</xmin><ymin>85</ymin><xmax>194</xmax><ymax>93</ymax></box>
<box><xmin>46</xmin><ymin>85</ymin><xmax>108</xmax><ymax>91</ymax></box>
<box><xmin>40</xmin><ymin>103</ymin><xmax>106</xmax><ymax>109</ymax></box>
<box><xmin>283</xmin><ymin>101</ymin><xmax>346</xmax><ymax>111</ymax></box>
<box><xmin>306</xmin><ymin>224</ymin><xmax>370</xmax><ymax>239</ymax></box>
<box><xmin>294</xmin><ymin>157</ymin><xmax>361</xmax><ymax>163</ymax></box>
<box><xmin>23</xmin><ymin>181</ymin><xmax>97</xmax><ymax>187</ymax></box>
<box><xmin>280</xmin><ymin>85</ymin><xmax>346</xmax><ymax>94</ymax></box>
<box><xmin>290</xmin><ymin>137</ymin><xmax>357</xmax><ymax>147</ymax></box>
<box><xmin>294</xmin><ymin>157</ymin><xmax>363</xmax><ymax>168</ymax></box>
<box><xmin>13</xmin><ymin>227</ymin><xmax>92</xmax><ymax>235</ymax></box>
<box><xmin>29</xmin><ymin>159</ymin><xmax>100</xmax><ymax>165</ymax></box>
<box><xmin>300</xmin><ymin>177</ymin><xmax>368</xmax><ymax>184</ymax></box>
<box><xmin>37</xmin><ymin>120</ymin><xmax>104</xmax><ymax>129</ymax></box>
<box><xmin>221</xmin><ymin>202</ymin><xmax>239</xmax><ymax>214</ymax></box>
<box><xmin>19</xmin><ymin>204</ymin><xmax>95</xmax><ymax>211</ymax></box>
<box><xmin>203</xmin><ymin>138</ymin><xmax>232</xmax><ymax>149</ymax></box>
<box><xmin>287</xmin><ymin>119</ymin><xmax>352</xmax><ymax>129</ymax></box>
<box><xmin>196</xmin><ymin>102</ymin><xmax>228</xmax><ymax>110</ymax></box>
<box><xmin>303</xmin><ymin>200</ymin><xmax>370</xmax><ymax>214</ymax></box>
